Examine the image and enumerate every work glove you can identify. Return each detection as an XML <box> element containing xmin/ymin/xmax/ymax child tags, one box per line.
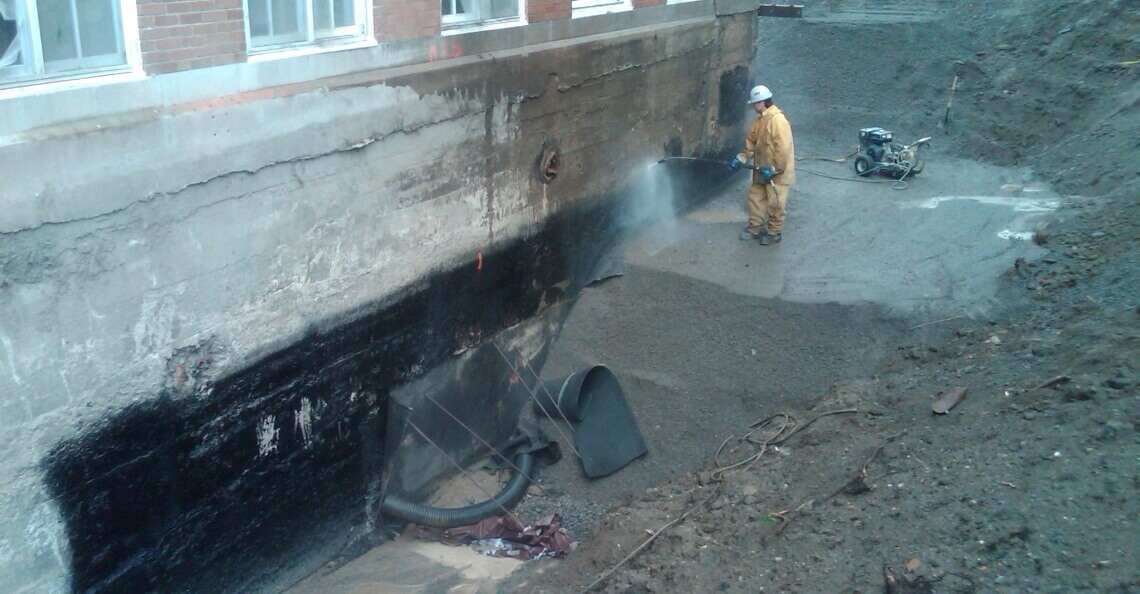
<box><xmin>759</xmin><ymin>166</ymin><xmax>776</xmax><ymax>181</ymax></box>
<box><xmin>728</xmin><ymin>156</ymin><xmax>744</xmax><ymax>170</ymax></box>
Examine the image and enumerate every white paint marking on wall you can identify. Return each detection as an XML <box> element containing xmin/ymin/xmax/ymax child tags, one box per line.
<box><xmin>83</xmin><ymin>296</ymin><xmax>106</xmax><ymax>321</ymax></box>
<box><xmin>188</xmin><ymin>228</ymin><xmax>203</xmax><ymax>251</ymax></box>
<box><xmin>0</xmin><ymin>538</ymin><xmax>14</xmax><ymax>566</ymax></box>
<box><xmin>256</xmin><ymin>414</ymin><xmax>280</xmax><ymax>458</ymax></box>
<box><xmin>0</xmin><ymin>329</ymin><xmax>20</xmax><ymax>384</ymax></box>
<box><xmin>125</xmin><ymin>257</ymin><xmax>159</xmax><ymax>288</ymax></box>
<box><xmin>910</xmin><ymin>195</ymin><xmax>1060</xmax><ymax>213</ymax></box>
<box><xmin>128</xmin><ymin>238</ymin><xmax>146</xmax><ymax>246</ymax></box>
<box><xmin>294</xmin><ymin>397</ymin><xmax>314</xmax><ymax>449</ymax></box>
<box><xmin>58</xmin><ymin>371</ymin><xmax>74</xmax><ymax>405</ymax></box>
<box><xmin>132</xmin><ymin>296</ymin><xmax>177</xmax><ymax>359</ymax></box>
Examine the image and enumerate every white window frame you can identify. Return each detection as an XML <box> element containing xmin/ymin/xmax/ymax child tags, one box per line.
<box><xmin>245</xmin><ymin>0</ymin><xmax>370</xmax><ymax>54</ymax></box>
<box><xmin>0</xmin><ymin>0</ymin><xmax>136</xmax><ymax>88</ymax></box>
<box><xmin>665</xmin><ymin>0</ymin><xmax>700</xmax><ymax>4</ymax></box>
<box><xmin>440</xmin><ymin>0</ymin><xmax>525</xmax><ymax>34</ymax></box>
<box><xmin>571</xmin><ymin>0</ymin><xmax>631</xmax><ymax>19</ymax></box>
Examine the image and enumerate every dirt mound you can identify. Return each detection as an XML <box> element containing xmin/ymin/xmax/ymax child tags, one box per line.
<box><xmin>960</xmin><ymin>0</ymin><xmax>1140</xmax><ymax>200</ymax></box>
<box><xmin>498</xmin><ymin>1</ymin><xmax>1139</xmax><ymax>592</ymax></box>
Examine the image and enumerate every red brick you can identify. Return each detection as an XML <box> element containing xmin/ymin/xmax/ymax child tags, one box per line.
<box><xmin>148</xmin><ymin>62</ymin><xmax>178</xmax><ymax>74</ymax></box>
<box><xmin>137</xmin><ymin>3</ymin><xmax>166</xmax><ymax>15</ymax></box>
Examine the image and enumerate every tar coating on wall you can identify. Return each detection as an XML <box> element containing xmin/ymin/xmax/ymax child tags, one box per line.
<box><xmin>719</xmin><ymin>65</ymin><xmax>751</xmax><ymax>128</ymax></box>
<box><xmin>39</xmin><ymin>192</ymin><xmax>641</xmax><ymax>593</ymax></box>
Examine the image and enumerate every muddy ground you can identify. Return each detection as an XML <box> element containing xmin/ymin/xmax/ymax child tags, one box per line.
<box><xmin>490</xmin><ymin>1</ymin><xmax>1139</xmax><ymax>593</ymax></box>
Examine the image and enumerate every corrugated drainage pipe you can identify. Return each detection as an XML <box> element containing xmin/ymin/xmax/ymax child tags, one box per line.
<box><xmin>379</xmin><ymin>452</ymin><xmax>535</xmax><ymax>528</ymax></box>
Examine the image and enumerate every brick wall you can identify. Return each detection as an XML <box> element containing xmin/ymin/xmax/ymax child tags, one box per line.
<box><xmin>138</xmin><ymin>0</ymin><xmax>247</xmax><ymax>74</ymax></box>
<box><xmin>528</xmin><ymin>0</ymin><xmax>571</xmax><ymax>22</ymax></box>
<box><xmin>374</xmin><ymin>0</ymin><xmax>441</xmax><ymax>42</ymax></box>
<box><xmin>134</xmin><ymin>0</ymin><xmax>663</xmax><ymax>76</ymax></box>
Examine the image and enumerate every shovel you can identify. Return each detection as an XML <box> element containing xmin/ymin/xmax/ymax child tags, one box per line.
<box><xmin>937</xmin><ymin>74</ymin><xmax>958</xmax><ymax>131</ymax></box>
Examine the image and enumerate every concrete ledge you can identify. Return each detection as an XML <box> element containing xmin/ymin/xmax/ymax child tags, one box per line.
<box><xmin>714</xmin><ymin>0</ymin><xmax>765</xmax><ymax>16</ymax></box>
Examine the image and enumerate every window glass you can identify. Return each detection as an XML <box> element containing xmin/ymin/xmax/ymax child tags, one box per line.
<box><xmin>2</xmin><ymin>0</ymin><xmax>123</xmax><ymax>79</ymax></box>
<box><xmin>249</xmin><ymin>0</ymin><xmax>271</xmax><ymax>37</ymax></box>
<box><xmin>270</xmin><ymin>0</ymin><xmax>304</xmax><ymax>41</ymax></box>
<box><xmin>443</xmin><ymin>0</ymin><xmax>521</xmax><ymax>27</ymax></box>
<box><xmin>333</xmin><ymin>0</ymin><xmax>353</xmax><ymax>28</ymax></box>
<box><xmin>77</xmin><ymin>0</ymin><xmax>121</xmax><ymax>58</ymax></box>
<box><xmin>314</xmin><ymin>0</ymin><xmax>354</xmax><ymax>34</ymax></box>
<box><xmin>442</xmin><ymin>0</ymin><xmax>465</xmax><ymax>17</ymax></box>
<box><xmin>486</xmin><ymin>0</ymin><xmax>516</xmax><ymax>20</ymax></box>
<box><xmin>38</xmin><ymin>0</ymin><xmax>81</xmax><ymax>64</ymax></box>
<box><xmin>314</xmin><ymin>0</ymin><xmax>331</xmax><ymax>31</ymax></box>
<box><xmin>0</xmin><ymin>0</ymin><xmax>22</xmax><ymax>70</ymax></box>
<box><xmin>252</xmin><ymin>0</ymin><xmax>362</xmax><ymax>48</ymax></box>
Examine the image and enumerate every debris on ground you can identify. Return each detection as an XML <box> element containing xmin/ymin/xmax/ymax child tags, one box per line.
<box><xmin>930</xmin><ymin>386</ymin><xmax>968</xmax><ymax>414</ymax></box>
<box><xmin>416</xmin><ymin>514</ymin><xmax>578</xmax><ymax>560</ymax></box>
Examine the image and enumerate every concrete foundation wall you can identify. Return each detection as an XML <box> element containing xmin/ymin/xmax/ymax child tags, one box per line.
<box><xmin>0</xmin><ymin>10</ymin><xmax>757</xmax><ymax>592</ymax></box>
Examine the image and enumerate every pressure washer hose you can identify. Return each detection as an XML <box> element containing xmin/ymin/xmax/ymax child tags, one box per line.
<box><xmin>379</xmin><ymin>452</ymin><xmax>535</xmax><ymax>528</ymax></box>
<box><xmin>658</xmin><ymin>155</ymin><xmax>913</xmax><ymax>189</ymax></box>
<box><xmin>657</xmin><ymin>156</ymin><xmax>757</xmax><ymax>170</ymax></box>
<box><xmin>797</xmin><ymin>164</ymin><xmax>913</xmax><ymax>190</ymax></box>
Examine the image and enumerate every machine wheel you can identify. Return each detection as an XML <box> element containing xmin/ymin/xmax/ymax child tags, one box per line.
<box><xmin>853</xmin><ymin>155</ymin><xmax>874</xmax><ymax>177</ymax></box>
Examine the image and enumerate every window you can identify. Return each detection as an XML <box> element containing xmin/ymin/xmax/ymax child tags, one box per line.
<box><xmin>441</xmin><ymin>0</ymin><xmax>520</xmax><ymax>30</ymax></box>
<box><xmin>247</xmin><ymin>0</ymin><xmax>367</xmax><ymax>51</ymax></box>
<box><xmin>571</xmin><ymin>0</ymin><xmax>630</xmax><ymax>19</ymax></box>
<box><xmin>0</xmin><ymin>0</ymin><xmax>126</xmax><ymax>83</ymax></box>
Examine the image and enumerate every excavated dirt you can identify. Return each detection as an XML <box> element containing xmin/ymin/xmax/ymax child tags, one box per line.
<box><xmin>485</xmin><ymin>1</ymin><xmax>1138</xmax><ymax>592</ymax></box>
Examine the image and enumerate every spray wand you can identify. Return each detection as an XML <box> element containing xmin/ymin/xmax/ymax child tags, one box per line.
<box><xmin>657</xmin><ymin>156</ymin><xmax>758</xmax><ymax>170</ymax></box>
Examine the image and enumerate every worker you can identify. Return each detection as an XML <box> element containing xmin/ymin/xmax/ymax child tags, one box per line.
<box><xmin>729</xmin><ymin>84</ymin><xmax>796</xmax><ymax>245</ymax></box>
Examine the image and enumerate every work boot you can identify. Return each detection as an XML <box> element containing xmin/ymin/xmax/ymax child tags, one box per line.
<box><xmin>759</xmin><ymin>233</ymin><xmax>782</xmax><ymax>245</ymax></box>
<box><xmin>739</xmin><ymin>230</ymin><xmax>760</xmax><ymax>240</ymax></box>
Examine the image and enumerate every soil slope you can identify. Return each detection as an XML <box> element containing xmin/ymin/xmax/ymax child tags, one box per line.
<box><xmin>496</xmin><ymin>1</ymin><xmax>1138</xmax><ymax>592</ymax></box>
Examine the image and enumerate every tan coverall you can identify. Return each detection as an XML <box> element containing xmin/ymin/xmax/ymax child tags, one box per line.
<box><xmin>737</xmin><ymin>104</ymin><xmax>796</xmax><ymax>236</ymax></box>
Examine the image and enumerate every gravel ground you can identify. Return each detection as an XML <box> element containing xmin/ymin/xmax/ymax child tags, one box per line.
<box><xmin>498</xmin><ymin>1</ymin><xmax>1139</xmax><ymax>592</ymax></box>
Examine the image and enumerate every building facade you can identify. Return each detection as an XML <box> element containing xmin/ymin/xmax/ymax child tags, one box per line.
<box><xmin>0</xmin><ymin>0</ymin><xmax>760</xmax><ymax>590</ymax></box>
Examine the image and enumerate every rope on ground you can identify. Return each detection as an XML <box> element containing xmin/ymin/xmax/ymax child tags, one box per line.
<box><xmin>581</xmin><ymin>490</ymin><xmax>718</xmax><ymax>593</ymax></box>
<box><xmin>711</xmin><ymin>409</ymin><xmax>860</xmax><ymax>480</ymax></box>
<box><xmin>583</xmin><ymin>410</ymin><xmax>864</xmax><ymax>589</ymax></box>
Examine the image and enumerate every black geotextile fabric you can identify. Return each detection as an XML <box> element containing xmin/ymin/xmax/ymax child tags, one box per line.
<box><xmin>540</xmin><ymin>366</ymin><xmax>647</xmax><ymax>478</ymax></box>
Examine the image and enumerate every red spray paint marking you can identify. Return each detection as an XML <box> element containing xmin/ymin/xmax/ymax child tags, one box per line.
<box><xmin>428</xmin><ymin>40</ymin><xmax>463</xmax><ymax>62</ymax></box>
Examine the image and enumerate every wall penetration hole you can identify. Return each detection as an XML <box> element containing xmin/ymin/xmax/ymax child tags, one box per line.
<box><xmin>538</xmin><ymin>142</ymin><xmax>561</xmax><ymax>183</ymax></box>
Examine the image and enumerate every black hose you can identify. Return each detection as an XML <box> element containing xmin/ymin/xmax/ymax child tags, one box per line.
<box><xmin>379</xmin><ymin>452</ymin><xmax>535</xmax><ymax>528</ymax></box>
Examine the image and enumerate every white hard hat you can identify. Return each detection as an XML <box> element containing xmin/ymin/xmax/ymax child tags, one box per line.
<box><xmin>748</xmin><ymin>85</ymin><xmax>773</xmax><ymax>104</ymax></box>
